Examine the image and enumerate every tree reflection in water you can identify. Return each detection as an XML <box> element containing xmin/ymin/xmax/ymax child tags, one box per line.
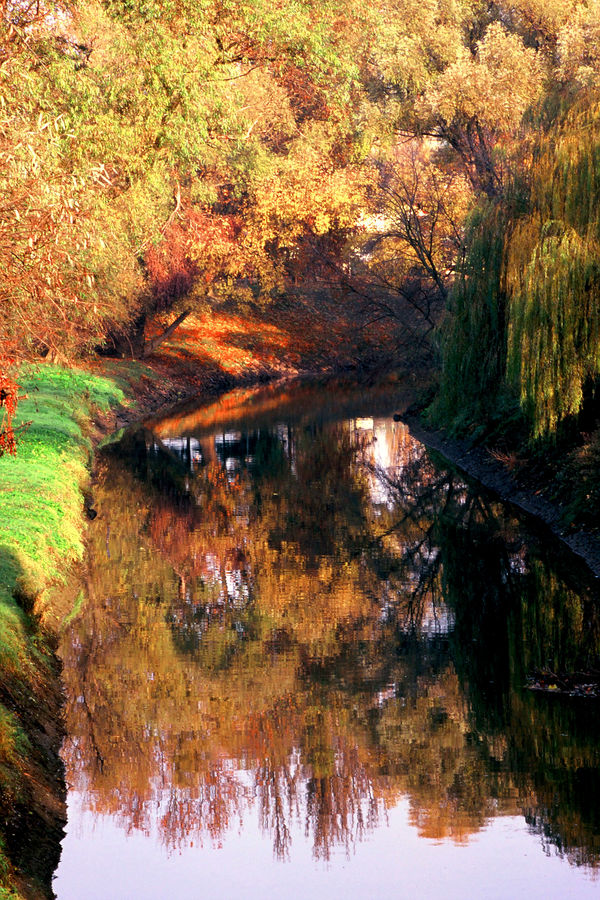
<box><xmin>60</xmin><ymin>395</ymin><xmax>600</xmax><ymax>869</ymax></box>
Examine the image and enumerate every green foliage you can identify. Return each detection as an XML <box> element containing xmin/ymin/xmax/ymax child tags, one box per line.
<box><xmin>0</xmin><ymin>364</ymin><xmax>122</xmax><ymax>747</ymax></box>
<box><xmin>0</xmin><ymin>366</ymin><xmax>123</xmax><ymax>604</ymax></box>
<box><xmin>507</xmin><ymin>227</ymin><xmax>600</xmax><ymax>436</ymax></box>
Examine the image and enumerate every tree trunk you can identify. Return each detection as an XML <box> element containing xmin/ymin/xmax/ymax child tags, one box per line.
<box><xmin>99</xmin><ymin>310</ymin><xmax>147</xmax><ymax>358</ymax></box>
<box><xmin>142</xmin><ymin>307</ymin><xmax>193</xmax><ymax>357</ymax></box>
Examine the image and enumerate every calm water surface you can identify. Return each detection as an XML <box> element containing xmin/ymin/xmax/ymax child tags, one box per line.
<box><xmin>54</xmin><ymin>381</ymin><xmax>600</xmax><ymax>898</ymax></box>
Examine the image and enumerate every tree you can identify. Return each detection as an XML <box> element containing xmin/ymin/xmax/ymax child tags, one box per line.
<box><xmin>418</xmin><ymin>23</ymin><xmax>544</xmax><ymax>196</ymax></box>
<box><xmin>366</xmin><ymin>5</ymin><xmax>546</xmax><ymax>195</ymax></box>
<box><xmin>359</xmin><ymin>139</ymin><xmax>472</xmax><ymax>335</ymax></box>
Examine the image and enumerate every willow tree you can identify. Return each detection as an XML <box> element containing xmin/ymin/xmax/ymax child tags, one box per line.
<box><xmin>434</xmin><ymin>91</ymin><xmax>600</xmax><ymax>440</ymax></box>
<box><xmin>506</xmin><ymin>97</ymin><xmax>600</xmax><ymax>437</ymax></box>
<box><xmin>431</xmin><ymin>196</ymin><xmax>517</xmax><ymax>433</ymax></box>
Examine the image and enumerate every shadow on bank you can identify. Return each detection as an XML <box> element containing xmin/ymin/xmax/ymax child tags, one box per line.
<box><xmin>0</xmin><ymin>544</ymin><xmax>66</xmax><ymax>900</ymax></box>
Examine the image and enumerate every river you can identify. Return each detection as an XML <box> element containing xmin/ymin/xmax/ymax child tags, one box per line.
<box><xmin>53</xmin><ymin>380</ymin><xmax>600</xmax><ymax>898</ymax></box>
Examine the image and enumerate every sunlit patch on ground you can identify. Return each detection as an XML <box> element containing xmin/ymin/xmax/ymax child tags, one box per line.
<box><xmin>145</xmin><ymin>290</ymin><xmax>406</xmax><ymax>382</ymax></box>
<box><xmin>147</xmin><ymin>310</ymin><xmax>297</xmax><ymax>376</ymax></box>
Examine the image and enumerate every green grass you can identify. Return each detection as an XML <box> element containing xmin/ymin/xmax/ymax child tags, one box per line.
<box><xmin>0</xmin><ymin>365</ymin><xmax>124</xmax><ymax>622</ymax></box>
<box><xmin>0</xmin><ymin>362</ymin><xmax>125</xmax><ymax>896</ymax></box>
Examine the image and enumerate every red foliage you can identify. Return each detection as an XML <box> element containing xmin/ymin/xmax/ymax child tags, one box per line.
<box><xmin>145</xmin><ymin>221</ymin><xmax>198</xmax><ymax>310</ymax></box>
<box><xmin>0</xmin><ymin>366</ymin><xmax>19</xmax><ymax>457</ymax></box>
<box><xmin>276</xmin><ymin>64</ymin><xmax>329</xmax><ymax>124</ymax></box>
<box><xmin>145</xmin><ymin>207</ymin><xmax>243</xmax><ymax>310</ymax></box>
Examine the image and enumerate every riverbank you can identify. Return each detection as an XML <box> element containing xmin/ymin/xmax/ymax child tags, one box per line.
<box><xmin>403</xmin><ymin>411</ymin><xmax>600</xmax><ymax>578</ymax></box>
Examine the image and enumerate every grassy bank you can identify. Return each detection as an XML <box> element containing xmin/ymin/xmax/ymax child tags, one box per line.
<box><xmin>0</xmin><ymin>366</ymin><xmax>125</xmax><ymax>620</ymax></box>
<box><xmin>0</xmin><ymin>364</ymin><xmax>126</xmax><ymax>899</ymax></box>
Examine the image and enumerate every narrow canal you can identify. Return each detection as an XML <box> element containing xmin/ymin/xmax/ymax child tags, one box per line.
<box><xmin>53</xmin><ymin>381</ymin><xmax>600</xmax><ymax>898</ymax></box>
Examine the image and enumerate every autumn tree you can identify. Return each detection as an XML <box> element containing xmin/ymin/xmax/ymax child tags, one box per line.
<box><xmin>332</xmin><ymin>3</ymin><xmax>548</xmax><ymax>355</ymax></box>
<box><xmin>6</xmin><ymin>0</ymin><xmax>599</xmax><ymax>371</ymax></box>
<box><xmin>363</xmin><ymin>3</ymin><xmax>545</xmax><ymax>192</ymax></box>
<box><xmin>349</xmin><ymin>139</ymin><xmax>473</xmax><ymax>347</ymax></box>
<box><xmin>1</xmin><ymin>0</ymin><xmax>376</xmax><ymax>360</ymax></box>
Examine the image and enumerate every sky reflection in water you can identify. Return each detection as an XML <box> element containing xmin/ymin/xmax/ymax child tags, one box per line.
<box><xmin>54</xmin><ymin>382</ymin><xmax>600</xmax><ymax>898</ymax></box>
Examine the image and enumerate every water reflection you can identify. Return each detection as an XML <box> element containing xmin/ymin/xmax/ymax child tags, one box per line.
<box><xmin>59</xmin><ymin>383</ymin><xmax>600</xmax><ymax>880</ymax></box>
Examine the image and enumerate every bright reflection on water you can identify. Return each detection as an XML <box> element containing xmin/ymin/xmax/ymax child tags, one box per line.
<box><xmin>54</xmin><ymin>381</ymin><xmax>600</xmax><ymax>898</ymax></box>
